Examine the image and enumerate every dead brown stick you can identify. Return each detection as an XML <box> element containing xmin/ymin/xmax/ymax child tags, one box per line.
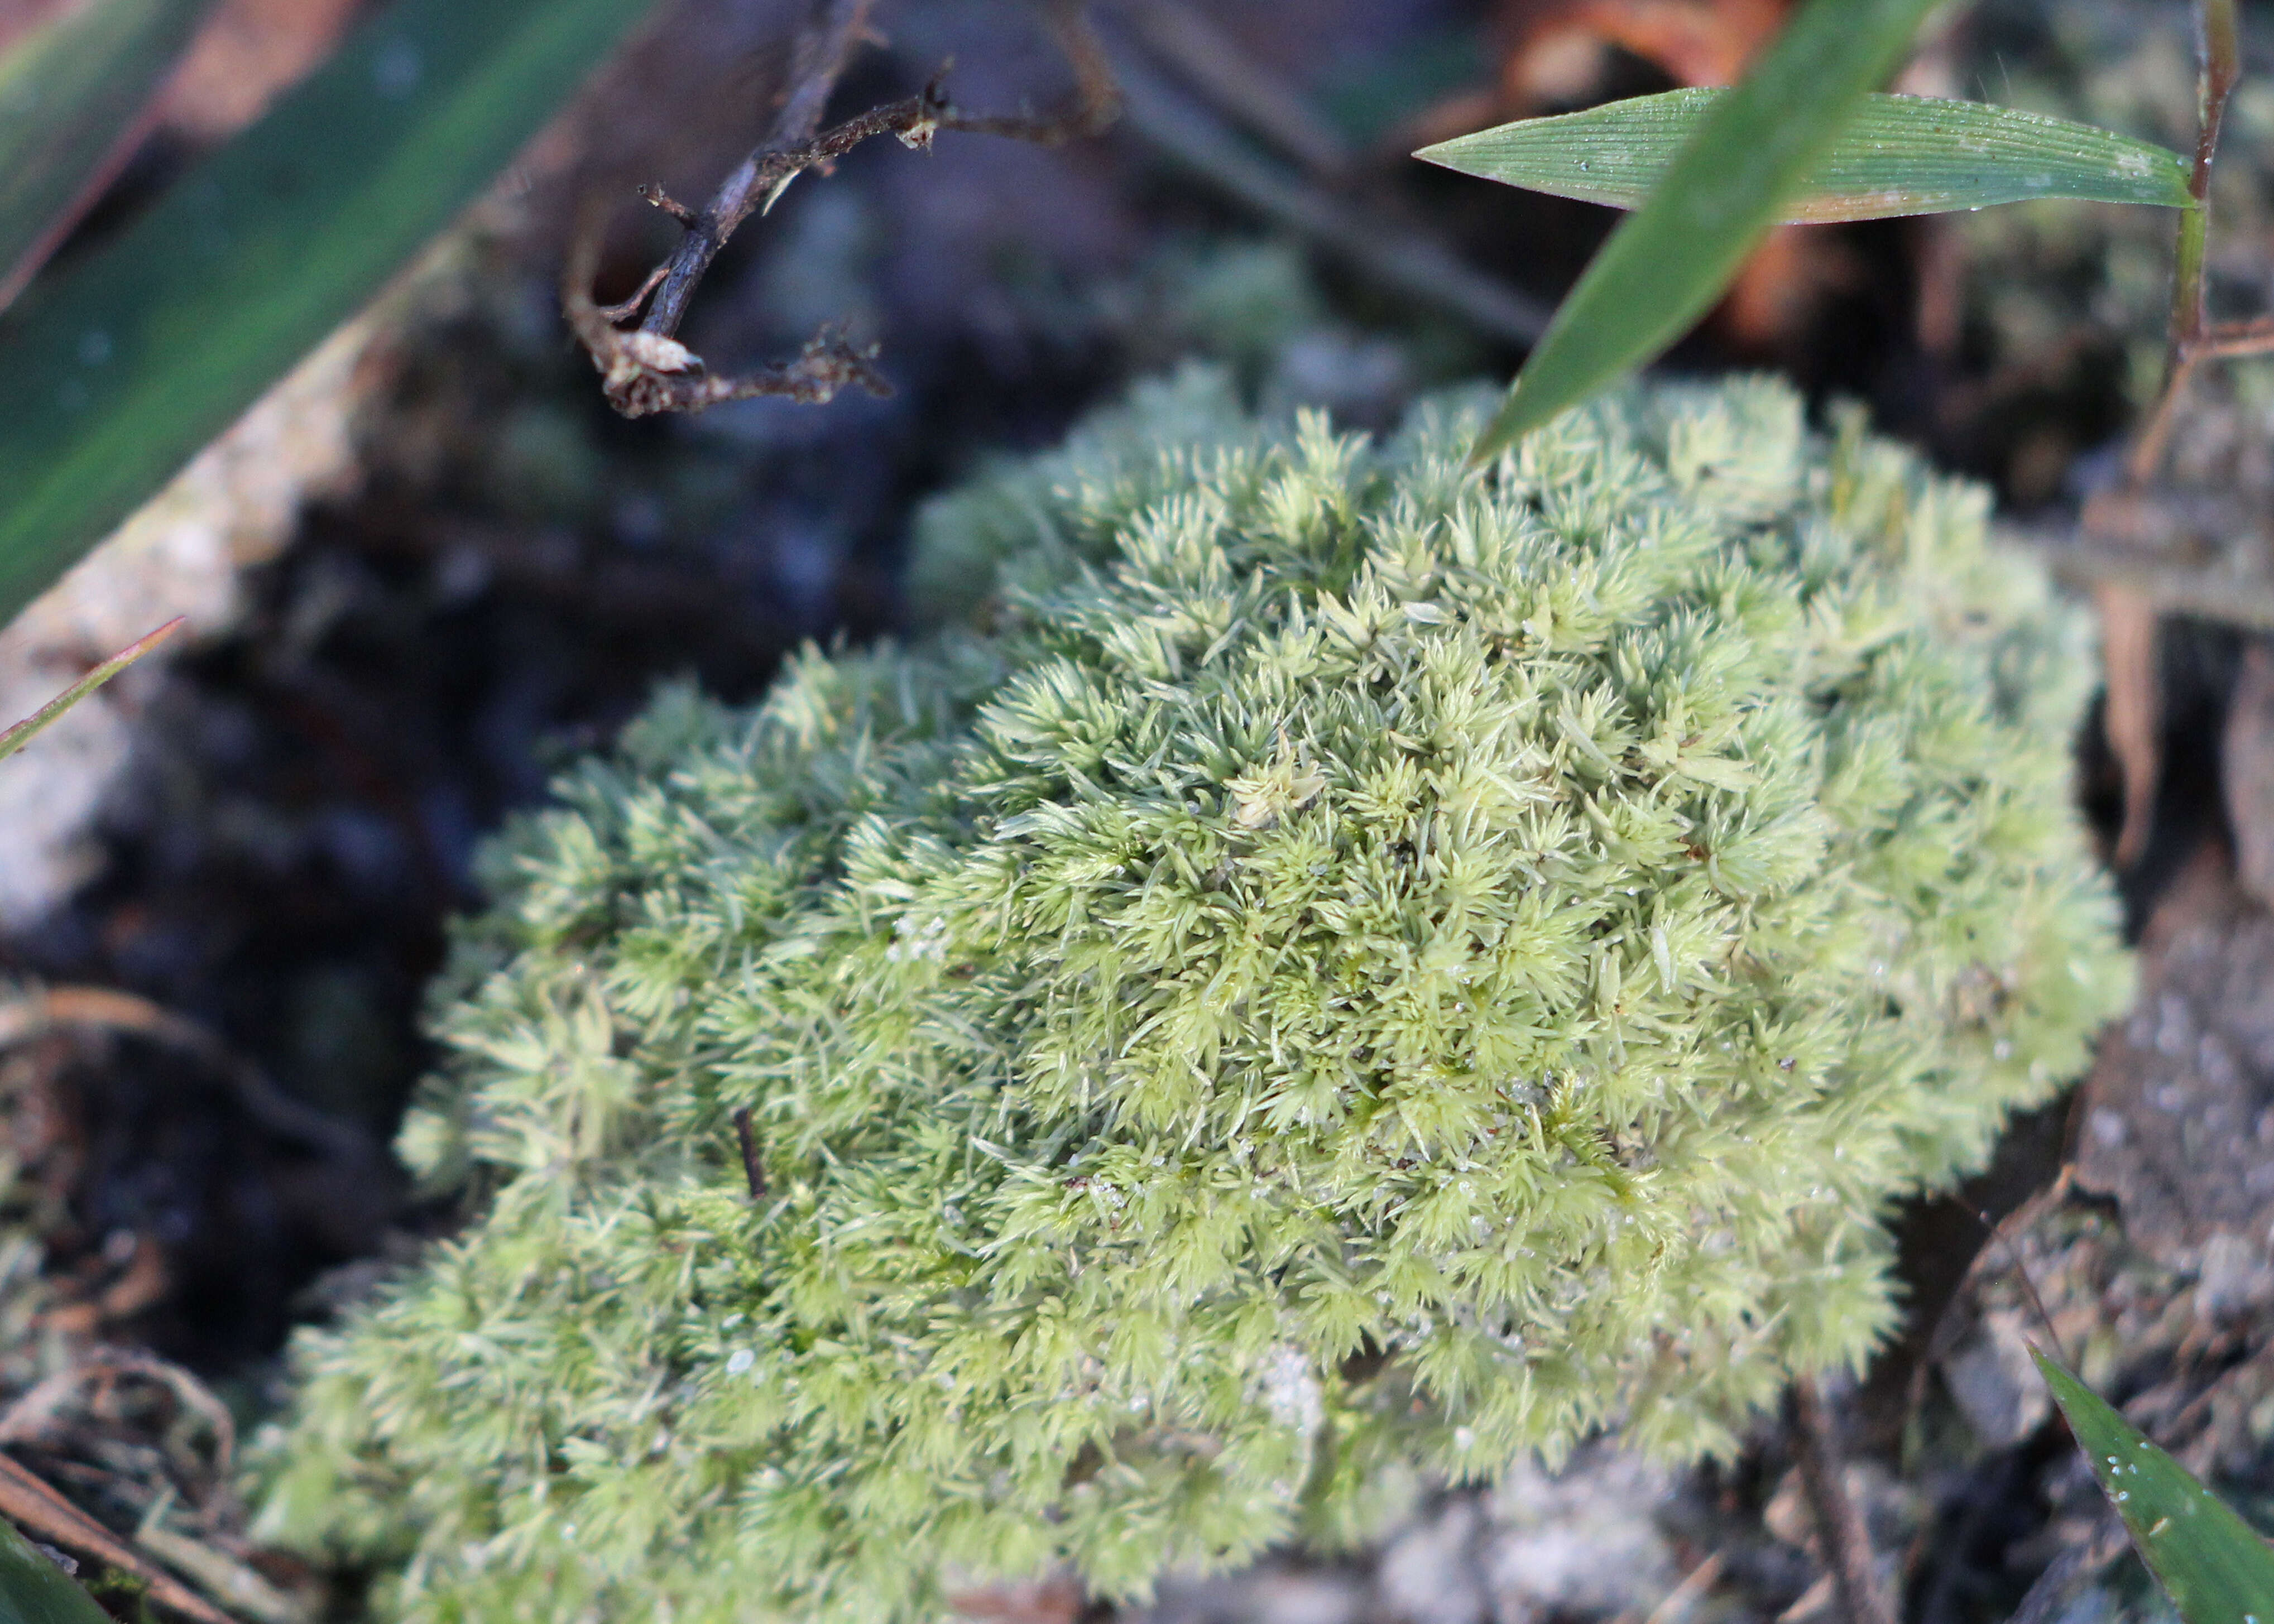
<box><xmin>1642</xmin><ymin>1550</ymin><xmax>1725</xmax><ymax>1624</ymax></box>
<box><xmin>1115</xmin><ymin>0</ymin><xmax>1352</xmax><ymax>176</ymax></box>
<box><xmin>1108</xmin><ymin>51</ymin><xmax>1550</xmax><ymax>347</ymax></box>
<box><xmin>639</xmin><ymin>0</ymin><xmax>879</xmax><ymax>343</ymax></box>
<box><xmin>570</xmin><ymin>0</ymin><xmax>1120</xmax><ymax>419</ymax></box>
<box><xmin>0</xmin><ymin>1451</ymin><xmax>236</xmax><ymax>1624</ymax></box>
<box><xmin>2028</xmin><ymin>539</ymin><xmax>2274</xmax><ymax>632</ymax></box>
<box><xmin>1785</xmin><ymin>1376</ymin><xmax>1896</xmax><ymax>1624</ymax></box>
<box><xmin>0</xmin><ymin>986</ymin><xmax>370</xmax><ymax>1164</ymax></box>
<box><xmin>2196</xmin><ymin>313</ymin><xmax>2274</xmax><ymax>357</ymax></box>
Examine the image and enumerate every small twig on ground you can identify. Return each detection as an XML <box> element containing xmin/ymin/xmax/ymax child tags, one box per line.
<box><xmin>634</xmin><ymin>0</ymin><xmax>882</xmax><ymax>345</ymax></box>
<box><xmin>2021</xmin><ymin>515</ymin><xmax>2274</xmax><ymax>631</ymax></box>
<box><xmin>135</xmin><ymin>1510</ymin><xmax>305</xmax><ymax>1624</ymax></box>
<box><xmin>0</xmin><ymin>1452</ymin><xmax>236</xmax><ymax>1624</ymax></box>
<box><xmin>2007</xmin><ymin>1514</ymin><xmax>2129</xmax><ymax>1624</ymax></box>
<box><xmin>1113</xmin><ymin>0</ymin><xmax>1352</xmax><ymax>176</ymax></box>
<box><xmin>2192</xmin><ymin>313</ymin><xmax>2274</xmax><ymax>357</ymax></box>
<box><xmin>1107</xmin><ymin>49</ymin><xmax>1551</xmax><ymax>345</ymax></box>
<box><xmin>0</xmin><ymin>986</ymin><xmax>370</xmax><ymax>1164</ymax></box>
<box><xmin>1642</xmin><ymin>1550</ymin><xmax>1725</xmax><ymax>1624</ymax></box>
<box><xmin>1969</xmin><ymin>1177</ymin><xmax>2073</xmax><ymax>1367</ymax></box>
<box><xmin>1785</xmin><ymin>1377</ymin><xmax>1897</xmax><ymax>1624</ymax></box>
<box><xmin>569</xmin><ymin>0</ymin><xmax>1120</xmax><ymax>419</ymax></box>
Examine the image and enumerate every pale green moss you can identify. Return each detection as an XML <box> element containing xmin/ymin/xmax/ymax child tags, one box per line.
<box><xmin>256</xmin><ymin>372</ymin><xmax>2130</xmax><ymax>1623</ymax></box>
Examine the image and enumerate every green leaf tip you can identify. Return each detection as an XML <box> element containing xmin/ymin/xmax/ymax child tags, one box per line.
<box><xmin>1418</xmin><ymin>89</ymin><xmax>2190</xmax><ymax>224</ymax></box>
<box><xmin>0</xmin><ymin>615</ymin><xmax>181</xmax><ymax>766</ymax></box>
<box><xmin>1462</xmin><ymin>0</ymin><xmax>1954</xmax><ymax>465</ymax></box>
<box><xmin>2035</xmin><ymin>1348</ymin><xmax>2274</xmax><ymax>1624</ymax></box>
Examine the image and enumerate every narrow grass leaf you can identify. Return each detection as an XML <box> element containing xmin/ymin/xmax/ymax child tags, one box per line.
<box><xmin>0</xmin><ymin>0</ymin><xmax>221</xmax><ymax>311</ymax></box>
<box><xmin>1419</xmin><ymin>89</ymin><xmax>2190</xmax><ymax>222</ymax></box>
<box><xmin>0</xmin><ymin>1516</ymin><xmax>114</xmax><ymax>1624</ymax></box>
<box><xmin>0</xmin><ymin>0</ymin><xmax>661</xmax><ymax>630</ymax></box>
<box><xmin>1466</xmin><ymin>0</ymin><xmax>1946</xmax><ymax>463</ymax></box>
<box><xmin>0</xmin><ymin>617</ymin><xmax>183</xmax><ymax>766</ymax></box>
<box><xmin>2036</xmin><ymin>1349</ymin><xmax>2274</xmax><ymax>1624</ymax></box>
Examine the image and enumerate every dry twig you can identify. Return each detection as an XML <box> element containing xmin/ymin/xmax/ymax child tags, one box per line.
<box><xmin>1642</xmin><ymin>1550</ymin><xmax>1726</xmax><ymax>1624</ymax></box>
<box><xmin>2007</xmin><ymin>1516</ymin><xmax>2129</xmax><ymax>1624</ymax></box>
<box><xmin>0</xmin><ymin>1450</ymin><xmax>235</xmax><ymax>1624</ymax></box>
<box><xmin>1784</xmin><ymin>1377</ymin><xmax>1896</xmax><ymax>1624</ymax></box>
<box><xmin>569</xmin><ymin>0</ymin><xmax>1121</xmax><ymax>419</ymax></box>
<box><xmin>1112</xmin><ymin>0</ymin><xmax>1352</xmax><ymax>175</ymax></box>
<box><xmin>134</xmin><ymin>1509</ymin><xmax>305</xmax><ymax>1624</ymax></box>
<box><xmin>2021</xmin><ymin>516</ymin><xmax>2274</xmax><ymax>631</ymax></box>
<box><xmin>1105</xmin><ymin>46</ymin><xmax>1552</xmax><ymax>346</ymax></box>
<box><xmin>0</xmin><ymin>986</ymin><xmax>368</xmax><ymax>1164</ymax></box>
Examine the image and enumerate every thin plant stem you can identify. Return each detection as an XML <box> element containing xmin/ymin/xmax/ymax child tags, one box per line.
<box><xmin>2127</xmin><ymin>0</ymin><xmax>2239</xmax><ymax>487</ymax></box>
<box><xmin>0</xmin><ymin>616</ymin><xmax>182</xmax><ymax>766</ymax></box>
<box><xmin>1787</xmin><ymin>1376</ymin><xmax>1898</xmax><ymax>1624</ymax></box>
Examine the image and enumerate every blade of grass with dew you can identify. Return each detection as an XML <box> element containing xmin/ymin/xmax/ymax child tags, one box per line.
<box><xmin>0</xmin><ymin>1515</ymin><xmax>119</xmax><ymax>1624</ymax></box>
<box><xmin>2035</xmin><ymin>1349</ymin><xmax>2274</xmax><ymax>1624</ymax></box>
<box><xmin>0</xmin><ymin>0</ymin><xmax>222</xmax><ymax>313</ymax></box>
<box><xmin>1418</xmin><ymin>89</ymin><xmax>2190</xmax><ymax>222</ymax></box>
<box><xmin>0</xmin><ymin>0</ymin><xmax>661</xmax><ymax>631</ymax></box>
<box><xmin>0</xmin><ymin>617</ymin><xmax>183</xmax><ymax>766</ymax></box>
<box><xmin>1464</xmin><ymin>0</ymin><xmax>1946</xmax><ymax>463</ymax></box>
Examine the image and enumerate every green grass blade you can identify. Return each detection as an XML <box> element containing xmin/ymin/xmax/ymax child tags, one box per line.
<box><xmin>0</xmin><ymin>0</ymin><xmax>221</xmax><ymax>311</ymax></box>
<box><xmin>0</xmin><ymin>0</ymin><xmax>662</xmax><ymax>630</ymax></box>
<box><xmin>1466</xmin><ymin>0</ymin><xmax>1946</xmax><ymax>463</ymax></box>
<box><xmin>0</xmin><ymin>616</ymin><xmax>182</xmax><ymax>766</ymax></box>
<box><xmin>2035</xmin><ymin>1349</ymin><xmax>2274</xmax><ymax>1624</ymax></box>
<box><xmin>0</xmin><ymin>1517</ymin><xmax>116</xmax><ymax>1624</ymax></box>
<box><xmin>1419</xmin><ymin>89</ymin><xmax>2191</xmax><ymax>223</ymax></box>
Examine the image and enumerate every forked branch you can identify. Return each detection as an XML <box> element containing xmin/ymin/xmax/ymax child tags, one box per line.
<box><xmin>568</xmin><ymin>0</ymin><xmax>1120</xmax><ymax>419</ymax></box>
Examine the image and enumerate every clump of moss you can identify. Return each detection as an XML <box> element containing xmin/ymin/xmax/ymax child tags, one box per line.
<box><xmin>256</xmin><ymin>372</ymin><xmax>2129</xmax><ymax>1623</ymax></box>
